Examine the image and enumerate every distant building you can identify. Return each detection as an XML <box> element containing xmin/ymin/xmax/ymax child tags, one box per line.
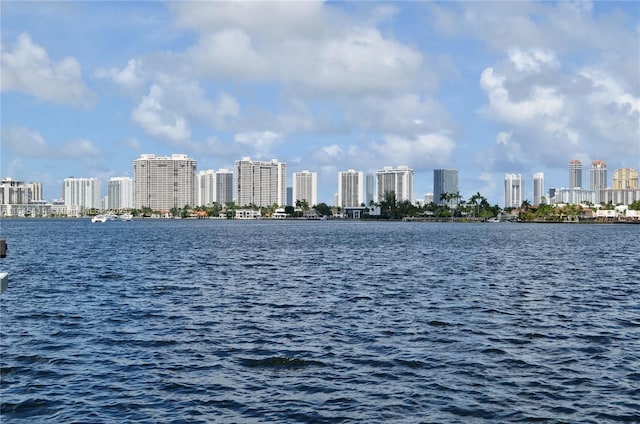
<box><xmin>613</xmin><ymin>168</ymin><xmax>638</xmax><ymax>189</ymax></box>
<box><xmin>27</xmin><ymin>182</ymin><xmax>43</xmax><ymax>202</ymax></box>
<box><xmin>134</xmin><ymin>154</ymin><xmax>197</xmax><ymax>210</ymax></box>
<box><xmin>216</xmin><ymin>169</ymin><xmax>233</xmax><ymax>205</ymax></box>
<box><xmin>590</xmin><ymin>160</ymin><xmax>607</xmax><ymax>203</ymax></box>
<box><xmin>365</xmin><ymin>173</ymin><xmax>375</xmax><ymax>206</ymax></box>
<box><xmin>107</xmin><ymin>177</ymin><xmax>134</xmax><ymax>209</ymax></box>
<box><xmin>551</xmin><ymin>187</ymin><xmax>596</xmax><ymax>205</ymax></box>
<box><xmin>0</xmin><ymin>178</ymin><xmax>28</xmax><ymax>205</ymax></box>
<box><xmin>598</xmin><ymin>188</ymin><xmax>640</xmax><ymax>206</ymax></box>
<box><xmin>292</xmin><ymin>170</ymin><xmax>318</xmax><ymax>206</ymax></box>
<box><xmin>337</xmin><ymin>169</ymin><xmax>364</xmax><ymax>207</ymax></box>
<box><xmin>235</xmin><ymin>158</ymin><xmax>286</xmax><ymax>207</ymax></box>
<box><xmin>504</xmin><ymin>174</ymin><xmax>524</xmax><ymax>208</ymax></box>
<box><xmin>424</xmin><ymin>193</ymin><xmax>434</xmax><ymax>205</ymax></box>
<box><xmin>64</xmin><ymin>177</ymin><xmax>101</xmax><ymax>210</ymax></box>
<box><xmin>196</xmin><ymin>170</ymin><xmax>216</xmax><ymax>206</ymax></box>
<box><xmin>286</xmin><ymin>187</ymin><xmax>293</xmax><ymax>207</ymax></box>
<box><xmin>533</xmin><ymin>172</ymin><xmax>544</xmax><ymax>206</ymax></box>
<box><xmin>376</xmin><ymin>166</ymin><xmax>414</xmax><ymax>203</ymax></box>
<box><xmin>433</xmin><ymin>169</ymin><xmax>459</xmax><ymax>205</ymax></box>
<box><xmin>569</xmin><ymin>159</ymin><xmax>582</xmax><ymax>188</ymax></box>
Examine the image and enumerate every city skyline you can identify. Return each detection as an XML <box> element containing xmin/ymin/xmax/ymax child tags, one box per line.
<box><xmin>2</xmin><ymin>2</ymin><xmax>639</xmax><ymax>206</ymax></box>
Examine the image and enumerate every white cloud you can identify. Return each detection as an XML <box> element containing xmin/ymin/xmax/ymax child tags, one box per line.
<box><xmin>477</xmin><ymin>46</ymin><xmax>640</xmax><ymax>171</ymax></box>
<box><xmin>370</xmin><ymin>133</ymin><xmax>455</xmax><ymax>171</ymax></box>
<box><xmin>60</xmin><ymin>139</ymin><xmax>103</xmax><ymax>159</ymax></box>
<box><xmin>347</xmin><ymin>94</ymin><xmax>450</xmax><ymax>135</ymax></box>
<box><xmin>132</xmin><ymin>84</ymin><xmax>191</xmax><ymax>143</ymax></box>
<box><xmin>234</xmin><ymin>131</ymin><xmax>281</xmax><ymax>159</ymax></box>
<box><xmin>1</xmin><ymin>33</ymin><xmax>96</xmax><ymax>108</ymax></box>
<box><xmin>185</xmin><ymin>29</ymin><xmax>270</xmax><ymax>80</ymax></box>
<box><xmin>508</xmin><ymin>47</ymin><xmax>559</xmax><ymax>73</ymax></box>
<box><xmin>94</xmin><ymin>58</ymin><xmax>146</xmax><ymax>95</ymax></box>
<box><xmin>1</xmin><ymin>126</ymin><xmax>48</xmax><ymax>156</ymax></box>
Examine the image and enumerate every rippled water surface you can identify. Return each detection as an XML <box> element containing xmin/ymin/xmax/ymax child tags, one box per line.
<box><xmin>1</xmin><ymin>219</ymin><xmax>639</xmax><ymax>422</ymax></box>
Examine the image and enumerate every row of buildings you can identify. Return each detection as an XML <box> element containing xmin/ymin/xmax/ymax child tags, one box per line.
<box><xmin>2</xmin><ymin>155</ymin><xmax>637</xmax><ymax>217</ymax></box>
<box><xmin>0</xmin><ymin>154</ymin><xmax>425</xmax><ymax>216</ymax></box>
<box><xmin>504</xmin><ymin>160</ymin><xmax>639</xmax><ymax>208</ymax></box>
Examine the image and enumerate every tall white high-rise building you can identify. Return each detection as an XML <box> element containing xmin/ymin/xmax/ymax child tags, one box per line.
<box><xmin>107</xmin><ymin>177</ymin><xmax>134</xmax><ymax>209</ymax></box>
<box><xmin>569</xmin><ymin>159</ymin><xmax>582</xmax><ymax>188</ymax></box>
<box><xmin>376</xmin><ymin>166</ymin><xmax>414</xmax><ymax>203</ymax></box>
<box><xmin>64</xmin><ymin>177</ymin><xmax>101</xmax><ymax>209</ymax></box>
<box><xmin>589</xmin><ymin>160</ymin><xmax>607</xmax><ymax>203</ymax></box>
<box><xmin>27</xmin><ymin>182</ymin><xmax>43</xmax><ymax>202</ymax></box>
<box><xmin>433</xmin><ymin>169</ymin><xmax>459</xmax><ymax>205</ymax></box>
<box><xmin>0</xmin><ymin>178</ymin><xmax>28</xmax><ymax>205</ymax></box>
<box><xmin>533</xmin><ymin>172</ymin><xmax>544</xmax><ymax>205</ymax></box>
<box><xmin>197</xmin><ymin>170</ymin><xmax>217</xmax><ymax>206</ymax></box>
<box><xmin>235</xmin><ymin>158</ymin><xmax>286</xmax><ymax>207</ymax></box>
<box><xmin>337</xmin><ymin>169</ymin><xmax>364</xmax><ymax>207</ymax></box>
<box><xmin>216</xmin><ymin>169</ymin><xmax>234</xmax><ymax>205</ymax></box>
<box><xmin>292</xmin><ymin>170</ymin><xmax>318</xmax><ymax>206</ymax></box>
<box><xmin>504</xmin><ymin>174</ymin><xmax>524</xmax><ymax>208</ymax></box>
<box><xmin>133</xmin><ymin>154</ymin><xmax>197</xmax><ymax>210</ymax></box>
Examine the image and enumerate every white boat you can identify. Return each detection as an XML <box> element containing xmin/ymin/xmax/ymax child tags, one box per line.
<box><xmin>92</xmin><ymin>215</ymin><xmax>107</xmax><ymax>223</ymax></box>
<box><xmin>120</xmin><ymin>213</ymin><xmax>133</xmax><ymax>221</ymax></box>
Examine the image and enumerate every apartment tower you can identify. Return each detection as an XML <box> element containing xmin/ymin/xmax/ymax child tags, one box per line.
<box><xmin>569</xmin><ymin>159</ymin><xmax>582</xmax><ymax>188</ymax></box>
<box><xmin>589</xmin><ymin>160</ymin><xmax>607</xmax><ymax>203</ymax></box>
<box><xmin>292</xmin><ymin>170</ymin><xmax>318</xmax><ymax>207</ymax></box>
<box><xmin>504</xmin><ymin>174</ymin><xmax>524</xmax><ymax>208</ymax></box>
<box><xmin>235</xmin><ymin>158</ymin><xmax>286</xmax><ymax>207</ymax></box>
<box><xmin>215</xmin><ymin>169</ymin><xmax>234</xmax><ymax>205</ymax></box>
<box><xmin>533</xmin><ymin>172</ymin><xmax>544</xmax><ymax>205</ymax></box>
<box><xmin>133</xmin><ymin>154</ymin><xmax>197</xmax><ymax>210</ymax></box>
<box><xmin>377</xmin><ymin>166</ymin><xmax>414</xmax><ymax>203</ymax></box>
<box><xmin>64</xmin><ymin>177</ymin><xmax>101</xmax><ymax>209</ymax></box>
<box><xmin>337</xmin><ymin>169</ymin><xmax>364</xmax><ymax>207</ymax></box>
<box><xmin>433</xmin><ymin>169</ymin><xmax>459</xmax><ymax>205</ymax></box>
<box><xmin>197</xmin><ymin>170</ymin><xmax>216</xmax><ymax>207</ymax></box>
<box><xmin>613</xmin><ymin>168</ymin><xmax>639</xmax><ymax>189</ymax></box>
<box><xmin>107</xmin><ymin>177</ymin><xmax>134</xmax><ymax>209</ymax></box>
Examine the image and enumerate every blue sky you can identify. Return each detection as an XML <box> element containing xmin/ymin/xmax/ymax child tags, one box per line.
<box><xmin>2</xmin><ymin>1</ymin><xmax>639</xmax><ymax>206</ymax></box>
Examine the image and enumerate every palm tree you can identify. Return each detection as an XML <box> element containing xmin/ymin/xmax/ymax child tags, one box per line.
<box><xmin>469</xmin><ymin>192</ymin><xmax>483</xmax><ymax>218</ymax></box>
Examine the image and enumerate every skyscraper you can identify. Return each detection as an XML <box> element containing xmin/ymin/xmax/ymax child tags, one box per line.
<box><xmin>376</xmin><ymin>166</ymin><xmax>414</xmax><ymax>203</ymax></box>
<box><xmin>235</xmin><ymin>158</ymin><xmax>286</xmax><ymax>207</ymax></box>
<box><xmin>613</xmin><ymin>168</ymin><xmax>639</xmax><ymax>189</ymax></box>
<box><xmin>107</xmin><ymin>177</ymin><xmax>134</xmax><ymax>209</ymax></box>
<box><xmin>64</xmin><ymin>177</ymin><xmax>101</xmax><ymax>209</ymax></box>
<box><xmin>215</xmin><ymin>169</ymin><xmax>233</xmax><ymax>205</ymax></box>
<box><xmin>504</xmin><ymin>174</ymin><xmax>524</xmax><ymax>208</ymax></box>
<box><xmin>589</xmin><ymin>160</ymin><xmax>607</xmax><ymax>203</ymax></box>
<box><xmin>433</xmin><ymin>169</ymin><xmax>459</xmax><ymax>205</ymax></box>
<box><xmin>533</xmin><ymin>172</ymin><xmax>544</xmax><ymax>205</ymax></box>
<box><xmin>196</xmin><ymin>170</ymin><xmax>216</xmax><ymax>207</ymax></box>
<box><xmin>569</xmin><ymin>159</ymin><xmax>582</xmax><ymax>188</ymax></box>
<box><xmin>27</xmin><ymin>182</ymin><xmax>43</xmax><ymax>203</ymax></box>
<box><xmin>0</xmin><ymin>178</ymin><xmax>28</xmax><ymax>205</ymax></box>
<box><xmin>337</xmin><ymin>169</ymin><xmax>364</xmax><ymax>207</ymax></box>
<box><xmin>365</xmin><ymin>173</ymin><xmax>375</xmax><ymax>206</ymax></box>
<box><xmin>292</xmin><ymin>170</ymin><xmax>318</xmax><ymax>206</ymax></box>
<box><xmin>134</xmin><ymin>154</ymin><xmax>197</xmax><ymax>210</ymax></box>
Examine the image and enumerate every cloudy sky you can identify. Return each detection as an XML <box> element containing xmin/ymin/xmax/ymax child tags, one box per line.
<box><xmin>2</xmin><ymin>1</ymin><xmax>639</xmax><ymax>205</ymax></box>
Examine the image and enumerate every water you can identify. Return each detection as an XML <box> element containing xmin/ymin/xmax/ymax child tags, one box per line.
<box><xmin>1</xmin><ymin>219</ymin><xmax>638</xmax><ymax>423</ymax></box>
